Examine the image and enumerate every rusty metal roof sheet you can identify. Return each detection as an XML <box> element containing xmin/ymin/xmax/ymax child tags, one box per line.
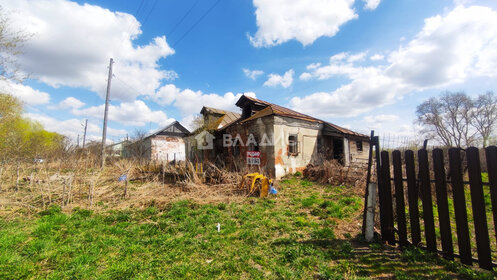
<box><xmin>239</xmin><ymin>96</ymin><xmax>368</xmax><ymax>138</ymax></box>
<box><xmin>201</xmin><ymin>106</ymin><xmax>241</xmax><ymax>130</ymax></box>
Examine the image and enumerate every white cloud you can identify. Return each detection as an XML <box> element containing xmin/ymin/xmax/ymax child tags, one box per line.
<box><xmin>370</xmin><ymin>54</ymin><xmax>384</xmax><ymax>61</ymax></box>
<box><xmin>299</xmin><ymin>72</ymin><xmax>312</xmax><ymax>81</ymax></box>
<box><xmin>306</xmin><ymin>63</ymin><xmax>322</xmax><ymax>70</ymax></box>
<box><xmin>363</xmin><ymin>114</ymin><xmax>399</xmax><ymax>123</ymax></box>
<box><xmin>291</xmin><ymin>5</ymin><xmax>497</xmax><ymax>118</ymax></box>
<box><xmin>347</xmin><ymin>52</ymin><xmax>367</xmax><ymax>62</ymax></box>
<box><xmin>249</xmin><ymin>0</ymin><xmax>357</xmax><ymax>47</ymax></box>
<box><xmin>73</xmin><ymin>100</ymin><xmax>174</xmax><ymax>127</ymax></box>
<box><xmin>151</xmin><ymin>84</ymin><xmax>256</xmax><ymax>115</ymax></box>
<box><xmin>3</xmin><ymin>0</ymin><xmax>174</xmax><ymax>101</ymax></box>
<box><xmin>0</xmin><ymin>80</ymin><xmax>50</xmax><ymax>105</ymax></box>
<box><xmin>263</xmin><ymin>69</ymin><xmax>294</xmax><ymax>88</ymax></box>
<box><xmin>26</xmin><ymin>113</ymin><xmax>126</xmax><ymax>143</ymax></box>
<box><xmin>363</xmin><ymin>0</ymin><xmax>381</xmax><ymax>10</ymax></box>
<box><xmin>243</xmin><ymin>68</ymin><xmax>264</xmax><ymax>80</ymax></box>
<box><xmin>55</xmin><ymin>97</ymin><xmax>85</xmax><ymax>110</ymax></box>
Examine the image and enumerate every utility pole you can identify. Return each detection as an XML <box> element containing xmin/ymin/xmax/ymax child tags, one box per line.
<box><xmin>101</xmin><ymin>58</ymin><xmax>114</xmax><ymax>167</ymax></box>
<box><xmin>82</xmin><ymin>119</ymin><xmax>88</xmax><ymax>149</ymax></box>
<box><xmin>77</xmin><ymin>134</ymin><xmax>80</xmax><ymax>147</ymax></box>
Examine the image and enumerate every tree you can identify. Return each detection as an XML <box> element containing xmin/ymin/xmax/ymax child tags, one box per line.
<box><xmin>416</xmin><ymin>91</ymin><xmax>476</xmax><ymax>147</ymax></box>
<box><xmin>471</xmin><ymin>92</ymin><xmax>497</xmax><ymax>147</ymax></box>
<box><xmin>0</xmin><ymin>93</ymin><xmax>66</xmax><ymax>162</ymax></box>
<box><xmin>0</xmin><ymin>6</ymin><xmax>29</xmax><ymax>82</ymax></box>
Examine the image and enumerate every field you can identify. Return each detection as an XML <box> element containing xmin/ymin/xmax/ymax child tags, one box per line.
<box><xmin>1</xmin><ymin>171</ymin><xmax>495</xmax><ymax>279</ymax></box>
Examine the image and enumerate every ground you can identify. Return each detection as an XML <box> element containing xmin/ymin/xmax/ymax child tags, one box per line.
<box><xmin>0</xmin><ymin>175</ymin><xmax>495</xmax><ymax>279</ymax></box>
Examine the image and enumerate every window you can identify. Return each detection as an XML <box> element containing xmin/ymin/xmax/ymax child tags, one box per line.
<box><xmin>356</xmin><ymin>141</ymin><xmax>363</xmax><ymax>152</ymax></box>
<box><xmin>242</xmin><ymin>106</ymin><xmax>252</xmax><ymax>119</ymax></box>
<box><xmin>288</xmin><ymin>134</ymin><xmax>298</xmax><ymax>155</ymax></box>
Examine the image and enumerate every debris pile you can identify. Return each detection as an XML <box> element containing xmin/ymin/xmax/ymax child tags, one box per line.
<box><xmin>303</xmin><ymin>160</ymin><xmax>368</xmax><ymax>190</ymax></box>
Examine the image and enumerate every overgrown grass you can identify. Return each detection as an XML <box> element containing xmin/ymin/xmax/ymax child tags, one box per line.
<box><xmin>1</xmin><ymin>176</ymin><xmax>494</xmax><ymax>279</ymax></box>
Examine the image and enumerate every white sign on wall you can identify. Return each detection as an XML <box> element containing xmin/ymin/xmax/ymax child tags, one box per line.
<box><xmin>247</xmin><ymin>151</ymin><xmax>261</xmax><ymax>165</ymax></box>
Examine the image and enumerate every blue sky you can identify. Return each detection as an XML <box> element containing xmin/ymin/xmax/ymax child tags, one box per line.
<box><xmin>2</xmin><ymin>0</ymin><xmax>497</xmax><ymax>144</ymax></box>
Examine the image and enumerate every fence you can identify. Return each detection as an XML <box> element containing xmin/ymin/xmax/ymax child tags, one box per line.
<box><xmin>376</xmin><ymin>146</ymin><xmax>497</xmax><ymax>270</ymax></box>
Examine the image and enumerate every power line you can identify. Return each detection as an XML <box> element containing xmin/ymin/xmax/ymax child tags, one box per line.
<box><xmin>134</xmin><ymin>0</ymin><xmax>147</xmax><ymax>20</ymax></box>
<box><xmin>112</xmin><ymin>74</ymin><xmax>144</xmax><ymax>98</ymax></box>
<box><xmin>142</xmin><ymin>0</ymin><xmax>159</xmax><ymax>27</ymax></box>
<box><xmin>168</xmin><ymin>0</ymin><xmax>201</xmax><ymax>37</ymax></box>
<box><xmin>172</xmin><ymin>0</ymin><xmax>222</xmax><ymax>48</ymax></box>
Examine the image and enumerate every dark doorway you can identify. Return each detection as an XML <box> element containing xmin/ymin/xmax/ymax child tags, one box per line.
<box><xmin>332</xmin><ymin>138</ymin><xmax>344</xmax><ymax>163</ymax></box>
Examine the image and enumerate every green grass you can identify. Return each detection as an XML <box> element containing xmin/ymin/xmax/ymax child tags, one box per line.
<box><xmin>0</xmin><ymin>176</ymin><xmax>494</xmax><ymax>279</ymax></box>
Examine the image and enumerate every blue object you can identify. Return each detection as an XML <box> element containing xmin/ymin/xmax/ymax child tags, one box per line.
<box><xmin>118</xmin><ymin>174</ymin><xmax>127</xmax><ymax>182</ymax></box>
<box><xmin>269</xmin><ymin>185</ymin><xmax>278</xmax><ymax>195</ymax></box>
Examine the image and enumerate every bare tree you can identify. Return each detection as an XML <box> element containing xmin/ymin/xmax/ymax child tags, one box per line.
<box><xmin>124</xmin><ymin>129</ymin><xmax>150</xmax><ymax>160</ymax></box>
<box><xmin>416</xmin><ymin>91</ymin><xmax>476</xmax><ymax>147</ymax></box>
<box><xmin>0</xmin><ymin>6</ymin><xmax>30</xmax><ymax>82</ymax></box>
<box><xmin>471</xmin><ymin>91</ymin><xmax>497</xmax><ymax>147</ymax></box>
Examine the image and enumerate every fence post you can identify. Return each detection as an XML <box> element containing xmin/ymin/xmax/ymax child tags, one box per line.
<box><xmin>449</xmin><ymin>148</ymin><xmax>472</xmax><ymax>265</ymax></box>
<box><xmin>432</xmin><ymin>148</ymin><xmax>454</xmax><ymax>260</ymax></box>
<box><xmin>467</xmin><ymin>147</ymin><xmax>492</xmax><ymax>270</ymax></box>
<box><xmin>405</xmin><ymin>150</ymin><xmax>421</xmax><ymax>246</ymax></box>
<box><xmin>418</xmin><ymin>149</ymin><xmax>436</xmax><ymax>252</ymax></box>
<box><xmin>392</xmin><ymin>150</ymin><xmax>408</xmax><ymax>247</ymax></box>
<box><xmin>362</xmin><ymin>131</ymin><xmax>376</xmax><ymax>237</ymax></box>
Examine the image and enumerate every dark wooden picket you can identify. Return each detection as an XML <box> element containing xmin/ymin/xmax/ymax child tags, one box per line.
<box><xmin>380</xmin><ymin>151</ymin><xmax>395</xmax><ymax>245</ymax></box>
<box><xmin>486</xmin><ymin>146</ymin><xmax>497</xmax><ymax>248</ymax></box>
<box><xmin>418</xmin><ymin>149</ymin><xmax>437</xmax><ymax>252</ymax></box>
<box><xmin>405</xmin><ymin>150</ymin><xmax>421</xmax><ymax>246</ymax></box>
<box><xmin>392</xmin><ymin>150</ymin><xmax>408</xmax><ymax>247</ymax></box>
<box><xmin>372</xmin><ymin>145</ymin><xmax>497</xmax><ymax>270</ymax></box>
<box><xmin>467</xmin><ymin>147</ymin><xmax>492</xmax><ymax>269</ymax></box>
<box><xmin>449</xmin><ymin>148</ymin><xmax>472</xmax><ymax>266</ymax></box>
<box><xmin>432</xmin><ymin>148</ymin><xmax>454</xmax><ymax>260</ymax></box>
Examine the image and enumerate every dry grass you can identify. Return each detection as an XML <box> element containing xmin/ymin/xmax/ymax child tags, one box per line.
<box><xmin>0</xmin><ymin>156</ymin><xmax>251</xmax><ymax>218</ymax></box>
<box><xmin>303</xmin><ymin>160</ymin><xmax>369</xmax><ymax>192</ymax></box>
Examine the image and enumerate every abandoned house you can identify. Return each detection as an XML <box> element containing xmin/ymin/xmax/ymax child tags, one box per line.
<box><xmin>125</xmin><ymin>121</ymin><xmax>190</xmax><ymax>162</ymax></box>
<box><xmin>187</xmin><ymin>95</ymin><xmax>369</xmax><ymax>178</ymax></box>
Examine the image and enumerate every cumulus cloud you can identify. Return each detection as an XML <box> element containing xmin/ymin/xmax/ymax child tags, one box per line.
<box><xmin>249</xmin><ymin>0</ymin><xmax>357</xmax><ymax>47</ymax></box>
<box><xmin>299</xmin><ymin>72</ymin><xmax>312</xmax><ymax>81</ymax></box>
<box><xmin>51</xmin><ymin>97</ymin><xmax>85</xmax><ymax>110</ymax></box>
<box><xmin>2</xmin><ymin>0</ymin><xmax>174</xmax><ymax>101</ymax></box>
<box><xmin>73</xmin><ymin>100</ymin><xmax>174</xmax><ymax>127</ymax></box>
<box><xmin>263</xmin><ymin>69</ymin><xmax>294</xmax><ymax>88</ymax></box>
<box><xmin>151</xmin><ymin>84</ymin><xmax>256</xmax><ymax>115</ymax></box>
<box><xmin>370</xmin><ymin>54</ymin><xmax>384</xmax><ymax>61</ymax></box>
<box><xmin>291</xmin><ymin>5</ymin><xmax>497</xmax><ymax>117</ymax></box>
<box><xmin>25</xmin><ymin>113</ymin><xmax>126</xmax><ymax>143</ymax></box>
<box><xmin>363</xmin><ymin>0</ymin><xmax>381</xmax><ymax>10</ymax></box>
<box><xmin>242</xmin><ymin>68</ymin><xmax>264</xmax><ymax>80</ymax></box>
<box><xmin>0</xmin><ymin>80</ymin><xmax>50</xmax><ymax>105</ymax></box>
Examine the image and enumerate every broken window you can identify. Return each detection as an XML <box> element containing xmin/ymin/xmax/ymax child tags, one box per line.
<box><xmin>288</xmin><ymin>134</ymin><xmax>298</xmax><ymax>155</ymax></box>
<box><xmin>242</xmin><ymin>106</ymin><xmax>252</xmax><ymax>119</ymax></box>
<box><xmin>356</xmin><ymin>141</ymin><xmax>363</xmax><ymax>152</ymax></box>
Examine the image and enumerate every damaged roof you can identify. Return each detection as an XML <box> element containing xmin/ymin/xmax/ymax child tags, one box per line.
<box><xmin>202</xmin><ymin>96</ymin><xmax>367</xmax><ymax>138</ymax></box>
<box><xmin>201</xmin><ymin>106</ymin><xmax>241</xmax><ymax>130</ymax></box>
<box><xmin>238</xmin><ymin>96</ymin><xmax>368</xmax><ymax>138</ymax></box>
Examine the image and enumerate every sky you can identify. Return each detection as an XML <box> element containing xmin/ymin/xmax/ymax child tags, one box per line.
<box><xmin>1</xmin><ymin>0</ymin><xmax>497</xmax><ymax>145</ymax></box>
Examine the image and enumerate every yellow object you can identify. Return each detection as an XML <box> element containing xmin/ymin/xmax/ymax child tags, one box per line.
<box><xmin>240</xmin><ymin>173</ymin><xmax>272</xmax><ymax>198</ymax></box>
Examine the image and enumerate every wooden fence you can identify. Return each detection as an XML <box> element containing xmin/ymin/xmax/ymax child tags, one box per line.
<box><xmin>377</xmin><ymin>146</ymin><xmax>497</xmax><ymax>270</ymax></box>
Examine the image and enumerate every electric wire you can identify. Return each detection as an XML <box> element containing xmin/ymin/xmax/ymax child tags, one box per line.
<box><xmin>172</xmin><ymin>0</ymin><xmax>221</xmax><ymax>48</ymax></box>
<box><xmin>168</xmin><ymin>0</ymin><xmax>201</xmax><ymax>37</ymax></box>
